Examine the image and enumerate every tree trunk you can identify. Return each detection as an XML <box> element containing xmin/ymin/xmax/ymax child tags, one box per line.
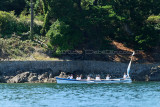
<box><xmin>77</xmin><ymin>0</ymin><xmax>82</xmax><ymax>11</ymax></box>
<box><xmin>30</xmin><ymin>0</ymin><xmax>34</xmax><ymax>40</ymax></box>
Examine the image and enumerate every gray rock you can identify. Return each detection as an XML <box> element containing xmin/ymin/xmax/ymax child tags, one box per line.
<box><xmin>48</xmin><ymin>78</ymin><xmax>56</xmax><ymax>83</ymax></box>
<box><xmin>49</xmin><ymin>73</ymin><xmax>53</xmax><ymax>78</ymax></box>
<box><xmin>39</xmin><ymin>78</ymin><xmax>56</xmax><ymax>83</ymax></box>
<box><xmin>58</xmin><ymin>72</ymin><xmax>67</xmax><ymax>78</ymax></box>
<box><xmin>28</xmin><ymin>76</ymin><xmax>38</xmax><ymax>83</ymax></box>
<box><xmin>7</xmin><ymin>72</ymin><xmax>30</xmax><ymax>83</ymax></box>
<box><xmin>43</xmin><ymin>78</ymin><xmax>49</xmax><ymax>83</ymax></box>
<box><xmin>38</xmin><ymin>72</ymin><xmax>48</xmax><ymax>80</ymax></box>
<box><xmin>149</xmin><ymin>65</ymin><xmax>160</xmax><ymax>81</ymax></box>
<box><xmin>28</xmin><ymin>73</ymin><xmax>37</xmax><ymax>78</ymax></box>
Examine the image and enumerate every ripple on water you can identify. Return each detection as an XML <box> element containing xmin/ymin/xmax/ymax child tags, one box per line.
<box><xmin>0</xmin><ymin>82</ymin><xmax>160</xmax><ymax>107</ymax></box>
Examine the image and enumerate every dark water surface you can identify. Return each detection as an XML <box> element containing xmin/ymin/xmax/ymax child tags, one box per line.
<box><xmin>0</xmin><ymin>82</ymin><xmax>160</xmax><ymax>107</ymax></box>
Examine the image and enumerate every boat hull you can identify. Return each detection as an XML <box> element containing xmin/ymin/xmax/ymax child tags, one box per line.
<box><xmin>56</xmin><ymin>77</ymin><xmax>132</xmax><ymax>84</ymax></box>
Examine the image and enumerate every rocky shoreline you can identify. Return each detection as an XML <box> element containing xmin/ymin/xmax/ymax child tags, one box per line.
<box><xmin>0</xmin><ymin>61</ymin><xmax>160</xmax><ymax>83</ymax></box>
<box><xmin>4</xmin><ymin>72</ymin><xmax>56</xmax><ymax>83</ymax></box>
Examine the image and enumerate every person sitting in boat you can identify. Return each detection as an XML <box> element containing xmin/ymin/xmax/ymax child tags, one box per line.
<box><xmin>79</xmin><ymin>74</ymin><xmax>82</xmax><ymax>80</ymax></box>
<box><xmin>123</xmin><ymin>73</ymin><xmax>128</xmax><ymax>79</ymax></box>
<box><xmin>70</xmin><ymin>74</ymin><xmax>73</xmax><ymax>79</ymax></box>
<box><xmin>87</xmin><ymin>75</ymin><xmax>91</xmax><ymax>81</ymax></box>
<box><xmin>76</xmin><ymin>75</ymin><xmax>80</xmax><ymax>80</ymax></box>
<box><xmin>106</xmin><ymin>74</ymin><xmax>111</xmax><ymax>80</ymax></box>
<box><xmin>67</xmin><ymin>75</ymin><xmax>71</xmax><ymax>79</ymax></box>
<box><xmin>95</xmin><ymin>75</ymin><xmax>101</xmax><ymax>81</ymax></box>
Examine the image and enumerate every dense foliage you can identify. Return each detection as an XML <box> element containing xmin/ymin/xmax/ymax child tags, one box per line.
<box><xmin>0</xmin><ymin>0</ymin><xmax>160</xmax><ymax>56</ymax></box>
<box><xmin>45</xmin><ymin>0</ymin><xmax>119</xmax><ymax>52</ymax></box>
<box><xmin>0</xmin><ymin>11</ymin><xmax>42</xmax><ymax>39</ymax></box>
<box><xmin>109</xmin><ymin>0</ymin><xmax>160</xmax><ymax>50</ymax></box>
<box><xmin>0</xmin><ymin>11</ymin><xmax>17</xmax><ymax>35</ymax></box>
<box><xmin>43</xmin><ymin>0</ymin><xmax>160</xmax><ymax>52</ymax></box>
<box><xmin>47</xmin><ymin>20</ymin><xmax>83</xmax><ymax>53</ymax></box>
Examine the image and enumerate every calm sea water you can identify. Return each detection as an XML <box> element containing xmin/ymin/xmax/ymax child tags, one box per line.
<box><xmin>0</xmin><ymin>82</ymin><xmax>160</xmax><ymax>107</ymax></box>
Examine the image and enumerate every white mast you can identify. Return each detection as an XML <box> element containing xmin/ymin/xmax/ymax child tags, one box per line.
<box><xmin>127</xmin><ymin>51</ymin><xmax>135</xmax><ymax>78</ymax></box>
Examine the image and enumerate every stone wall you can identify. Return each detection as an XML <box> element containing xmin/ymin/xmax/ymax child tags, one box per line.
<box><xmin>0</xmin><ymin>61</ymin><xmax>159</xmax><ymax>82</ymax></box>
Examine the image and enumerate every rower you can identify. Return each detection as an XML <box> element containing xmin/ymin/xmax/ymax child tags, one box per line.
<box><xmin>67</xmin><ymin>75</ymin><xmax>71</xmax><ymax>79</ymax></box>
<box><xmin>123</xmin><ymin>72</ymin><xmax>128</xmax><ymax>79</ymax></box>
<box><xmin>87</xmin><ymin>75</ymin><xmax>91</xmax><ymax>81</ymax></box>
<box><xmin>70</xmin><ymin>74</ymin><xmax>73</xmax><ymax>79</ymax></box>
<box><xmin>76</xmin><ymin>75</ymin><xmax>79</xmax><ymax>80</ymax></box>
<box><xmin>95</xmin><ymin>75</ymin><xmax>101</xmax><ymax>81</ymax></box>
<box><xmin>79</xmin><ymin>74</ymin><xmax>82</xmax><ymax>80</ymax></box>
<box><xmin>106</xmin><ymin>74</ymin><xmax>110</xmax><ymax>80</ymax></box>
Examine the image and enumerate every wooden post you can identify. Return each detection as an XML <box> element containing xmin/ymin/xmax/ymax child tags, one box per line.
<box><xmin>30</xmin><ymin>0</ymin><xmax>34</xmax><ymax>40</ymax></box>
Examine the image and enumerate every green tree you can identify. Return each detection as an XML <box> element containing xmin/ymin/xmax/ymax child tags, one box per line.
<box><xmin>110</xmin><ymin>0</ymin><xmax>160</xmax><ymax>50</ymax></box>
<box><xmin>47</xmin><ymin>20</ymin><xmax>83</xmax><ymax>53</ymax></box>
<box><xmin>45</xmin><ymin>0</ymin><xmax>117</xmax><ymax>52</ymax></box>
<box><xmin>43</xmin><ymin>0</ymin><xmax>160</xmax><ymax>53</ymax></box>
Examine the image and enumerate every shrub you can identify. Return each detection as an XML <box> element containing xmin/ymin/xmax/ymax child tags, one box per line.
<box><xmin>46</xmin><ymin>20</ymin><xmax>83</xmax><ymax>54</ymax></box>
<box><xmin>0</xmin><ymin>11</ymin><xmax>17</xmax><ymax>35</ymax></box>
<box><xmin>0</xmin><ymin>11</ymin><xmax>42</xmax><ymax>38</ymax></box>
<box><xmin>0</xmin><ymin>36</ymin><xmax>37</xmax><ymax>59</ymax></box>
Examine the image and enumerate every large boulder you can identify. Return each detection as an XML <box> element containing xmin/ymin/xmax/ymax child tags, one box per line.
<box><xmin>134</xmin><ymin>65</ymin><xmax>160</xmax><ymax>81</ymax></box>
<box><xmin>7</xmin><ymin>72</ymin><xmax>30</xmax><ymax>83</ymax></box>
<box><xmin>28</xmin><ymin>73</ymin><xmax>38</xmax><ymax>83</ymax></box>
<box><xmin>28</xmin><ymin>76</ymin><xmax>38</xmax><ymax>83</ymax></box>
<box><xmin>149</xmin><ymin>65</ymin><xmax>160</xmax><ymax>81</ymax></box>
<box><xmin>38</xmin><ymin>72</ymin><xmax>49</xmax><ymax>83</ymax></box>
<box><xmin>36</xmin><ymin>72</ymin><xmax>57</xmax><ymax>83</ymax></box>
<box><xmin>38</xmin><ymin>72</ymin><xmax>48</xmax><ymax>80</ymax></box>
<box><xmin>47</xmin><ymin>78</ymin><xmax>56</xmax><ymax>83</ymax></box>
<box><xmin>58</xmin><ymin>72</ymin><xmax>67</xmax><ymax>78</ymax></box>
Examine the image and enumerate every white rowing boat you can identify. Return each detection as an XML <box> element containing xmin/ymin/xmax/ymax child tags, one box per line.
<box><xmin>56</xmin><ymin>77</ymin><xmax>132</xmax><ymax>84</ymax></box>
<box><xmin>56</xmin><ymin>52</ymin><xmax>135</xmax><ymax>84</ymax></box>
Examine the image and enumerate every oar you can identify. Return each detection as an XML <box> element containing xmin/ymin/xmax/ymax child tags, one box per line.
<box><xmin>127</xmin><ymin>51</ymin><xmax>135</xmax><ymax>78</ymax></box>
